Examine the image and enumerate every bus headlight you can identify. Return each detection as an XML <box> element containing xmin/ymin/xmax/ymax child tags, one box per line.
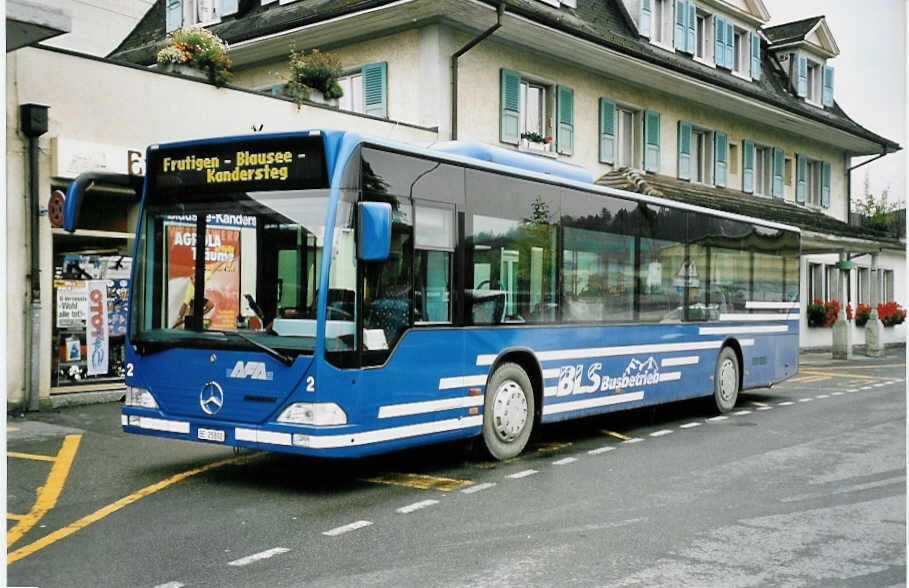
<box><xmin>125</xmin><ymin>386</ymin><xmax>158</xmax><ymax>409</ymax></box>
<box><xmin>277</xmin><ymin>403</ymin><xmax>347</xmax><ymax>426</ymax></box>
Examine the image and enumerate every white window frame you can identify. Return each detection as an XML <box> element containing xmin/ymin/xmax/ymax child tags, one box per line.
<box><xmin>615</xmin><ymin>106</ymin><xmax>640</xmax><ymax>169</ymax></box>
<box><xmin>650</xmin><ymin>0</ymin><xmax>673</xmax><ymax>49</ymax></box>
<box><xmin>808</xmin><ymin>262</ymin><xmax>824</xmax><ymax>301</ymax></box>
<box><xmin>694</xmin><ymin>9</ymin><xmax>712</xmax><ymax>64</ymax></box>
<box><xmin>732</xmin><ymin>27</ymin><xmax>749</xmax><ymax>77</ymax></box>
<box><xmin>806</xmin><ymin>59</ymin><xmax>822</xmax><ymax>105</ymax></box>
<box><xmin>824</xmin><ymin>264</ymin><xmax>838</xmax><ymax>300</ymax></box>
<box><xmin>753</xmin><ymin>144</ymin><xmax>773</xmax><ymax>197</ymax></box>
<box><xmin>883</xmin><ymin>269</ymin><xmax>894</xmax><ymax>301</ymax></box>
<box><xmin>856</xmin><ymin>266</ymin><xmax>870</xmax><ymax>304</ymax></box>
<box><xmin>805</xmin><ymin>158</ymin><xmax>823</xmax><ymax>207</ymax></box>
<box><xmin>337</xmin><ymin>70</ymin><xmax>365</xmax><ymax>114</ymax></box>
<box><xmin>691</xmin><ymin>126</ymin><xmax>714</xmax><ymax>185</ymax></box>
<box><xmin>195</xmin><ymin>0</ymin><xmax>219</xmax><ymax>25</ymax></box>
<box><xmin>519</xmin><ymin>80</ymin><xmax>547</xmax><ymax>137</ymax></box>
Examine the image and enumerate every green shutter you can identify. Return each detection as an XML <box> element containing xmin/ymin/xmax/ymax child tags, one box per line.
<box><xmin>674</xmin><ymin>0</ymin><xmax>686</xmax><ymax>50</ymax></box>
<box><xmin>686</xmin><ymin>2</ymin><xmax>696</xmax><ymax>53</ymax></box>
<box><xmin>742</xmin><ymin>140</ymin><xmax>754</xmax><ymax>193</ymax></box>
<box><xmin>166</xmin><ymin>0</ymin><xmax>182</xmax><ymax>32</ymax></box>
<box><xmin>362</xmin><ymin>62</ymin><xmax>387</xmax><ymax>118</ymax></box>
<box><xmin>599</xmin><ymin>98</ymin><xmax>616</xmax><ymax>164</ymax></box>
<box><xmin>714</xmin><ymin>17</ymin><xmax>725</xmax><ymax>67</ymax></box>
<box><xmin>796</xmin><ymin>154</ymin><xmax>806</xmax><ymax>203</ymax></box>
<box><xmin>639</xmin><ymin>0</ymin><xmax>652</xmax><ymax>38</ymax></box>
<box><xmin>725</xmin><ymin>21</ymin><xmax>734</xmax><ymax>69</ymax></box>
<box><xmin>219</xmin><ymin>0</ymin><xmax>238</xmax><ymax>16</ymax></box>
<box><xmin>499</xmin><ymin>69</ymin><xmax>521</xmax><ymax>144</ymax></box>
<box><xmin>644</xmin><ymin>110</ymin><xmax>661</xmax><ymax>172</ymax></box>
<box><xmin>714</xmin><ymin>132</ymin><xmax>727</xmax><ymax>187</ymax></box>
<box><xmin>751</xmin><ymin>33</ymin><xmax>761</xmax><ymax>80</ymax></box>
<box><xmin>822</xmin><ymin>66</ymin><xmax>834</xmax><ymax>106</ymax></box>
<box><xmin>556</xmin><ymin>85</ymin><xmax>574</xmax><ymax>155</ymax></box>
<box><xmin>797</xmin><ymin>56</ymin><xmax>808</xmax><ymax>97</ymax></box>
<box><xmin>772</xmin><ymin>147</ymin><xmax>784</xmax><ymax>198</ymax></box>
<box><xmin>677</xmin><ymin>121</ymin><xmax>691</xmax><ymax>180</ymax></box>
<box><xmin>821</xmin><ymin>161</ymin><xmax>831</xmax><ymax>208</ymax></box>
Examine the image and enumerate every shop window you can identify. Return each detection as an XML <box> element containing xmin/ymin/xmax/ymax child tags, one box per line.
<box><xmin>883</xmin><ymin>269</ymin><xmax>894</xmax><ymax>301</ymax></box>
<box><xmin>808</xmin><ymin>262</ymin><xmax>823</xmax><ymax>301</ymax></box>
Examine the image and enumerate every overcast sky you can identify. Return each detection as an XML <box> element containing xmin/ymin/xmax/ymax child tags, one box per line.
<box><xmin>762</xmin><ymin>0</ymin><xmax>906</xmax><ymax>207</ymax></box>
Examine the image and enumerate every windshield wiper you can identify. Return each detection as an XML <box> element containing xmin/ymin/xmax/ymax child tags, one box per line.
<box><xmin>208</xmin><ymin>329</ymin><xmax>295</xmax><ymax>366</ymax></box>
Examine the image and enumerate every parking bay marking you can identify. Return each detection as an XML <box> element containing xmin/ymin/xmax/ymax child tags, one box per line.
<box><xmin>362</xmin><ymin>472</ymin><xmax>473</xmax><ymax>492</ymax></box>
<box><xmin>7</xmin><ymin>452</ymin><xmax>250</xmax><ymax>565</ymax></box>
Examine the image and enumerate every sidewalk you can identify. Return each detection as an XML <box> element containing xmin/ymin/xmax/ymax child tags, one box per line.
<box><xmin>799</xmin><ymin>345</ymin><xmax>906</xmax><ymax>367</ymax></box>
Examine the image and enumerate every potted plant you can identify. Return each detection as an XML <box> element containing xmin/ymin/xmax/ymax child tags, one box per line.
<box><xmin>806</xmin><ymin>298</ymin><xmax>839</xmax><ymax>327</ymax></box>
<box><xmin>854</xmin><ymin>303</ymin><xmax>872</xmax><ymax>327</ymax></box>
<box><xmin>877</xmin><ymin>301</ymin><xmax>907</xmax><ymax>327</ymax></box>
<box><xmin>520</xmin><ymin>132</ymin><xmax>553</xmax><ymax>152</ymax></box>
<box><xmin>285</xmin><ymin>47</ymin><xmax>344</xmax><ymax>108</ymax></box>
<box><xmin>156</xmin><ymin>27</ymin><xmax>232</xmax><ymax>87</ymax></box>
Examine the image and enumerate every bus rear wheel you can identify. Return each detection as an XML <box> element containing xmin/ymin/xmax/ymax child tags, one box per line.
<box><xmin>713</xmin><ymin>347</ymin><xmax>740</xmax><ymax>413</ymax></box>
<box><xmin>482</xmin><ymin>362</ymin><xmax>535</xmax><ymax>460</ymax></box>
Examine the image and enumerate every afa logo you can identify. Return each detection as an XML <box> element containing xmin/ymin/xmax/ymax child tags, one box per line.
<box><xmin>227</xmin><ymin>360</ymin><xmax>273</xmax><ymax>381</ymax></box>
<box><xmin>557</xmin><ymin>356</ymin><xmax>660</xmax><ymax>396</ymax></box>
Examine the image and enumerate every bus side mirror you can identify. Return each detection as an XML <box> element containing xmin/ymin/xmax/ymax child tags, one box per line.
<box><xmin>357</xmin><ymin>201</ymin><xmax>392</xmax><ymax>261</ymax></box>
<box><xmin>63</xmin><ymin>172</ymin><xmax>143</xmax><ymax>232</ymax></box>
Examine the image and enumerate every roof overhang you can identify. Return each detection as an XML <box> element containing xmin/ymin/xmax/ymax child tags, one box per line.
<box><xmin>228</xmin><ymin>0</ymin><xmax>885</xmax><ymax>155</ymax></box>
<box><xmin>766</xmin><ymin>18</ymin><xmax>840</xmax><ymax>59</ymax></box>
<box><xmin>698</xmin><ymin>0</ymin><xmax>770</xmax><ymax>26</ymax></box>
<box><xmin>801</xmin><ymin>230</ymin><xmax>905</xmax><ymax>255</ymax></box>
<box><xmin>6</xmin><ymin>0</ymin><xmax>72</xmax><ymax>52</ymax></box>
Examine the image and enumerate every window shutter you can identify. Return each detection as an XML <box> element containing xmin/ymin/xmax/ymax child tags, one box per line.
<box><xmin>796</xmin><ymin>56</ymin><xmax>808</xmax><ymax>97</ymax></box>
<box><xmin>714</xmin><ymin>132</ymin><xmax>727</xmax><ymax>187</ymax></box>
<box><xmin>556</xmin><ymin>85</ymin><xmax>574</xmax><ymax>155</ymax></box>
<box><xmin>219</xmin><ymin>0</ymin><xmax>238</xmax><ymax>16</ymax></box>
<box><xmin>677</xmin><ymin>121</ymin><xmax>691</xmax><ymax>180</ymax></box>
<box><xmin>742</xmin><ymin>139</ymin><xmax>754</xmax><ymax>193</ymax></box>
<box><xmin>725</xmin><ymin>21</ymin><xmax>734</xmax><ymax>70</ymax></box>
<box><xmin>644</xmin><ymin>110</ymin><xmax>661</xmax><ymax>172</ymax></box>
<box><xmin>499</xmin><ymin>69</ymin><xmax>521</xmax><ymax>144</ymax></box>
<box><xmin>821</xmin><ymin>161</ymin><xmax>831</xmax><ymax>208</ymax></box>
<box><xmin>751</xmin><ymin>33</ymin><xmax>761</xmax><ymax>80</ymax></box>
<box><xmin>686</xmin><ymin>2</ymin><xmax>696</xmax><ymax>54</ymax></box>
<box><xmin>363</xmin><ymin>62</ymin><xmax>387</xmax><ymax>118</ymax></box>
<box><xmin>822</xmin><ymin>65</ymin><xmax>834</xmax><ymax>106</ymax></box>
<box><xmin>639</xmin><ymin>0</ymin><xmax>652</xmax><ymax>38</ymax></box>
<box><xmin>772</xmin><ymin>147</ymin><xmax>784</xmax><ymax>198</ymax></box>
<box><xmin>674</xmin><ymin>1</ymin><xmax>686</xmax><ymax>50</ymax></box>
<box><xmin>714</xmin><ymin>17</ymin><xmax>725</xmax><ymax>67</ymax></box>
<box><xmin>599</xmin><ymin>98</ymin><xmax>616</xmax><ymax>164</ymax></box>
<box><xmin>166</xmin><ymin>0</ymin><xmax>182</xmax><ymax>32</ymax></box>
<box><xmin>796</xmin><ymin>154</ymin><xmax>806</xmax><ymax>203</ymax></box>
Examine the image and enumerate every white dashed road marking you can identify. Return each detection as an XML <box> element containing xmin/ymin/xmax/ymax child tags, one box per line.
<box><xmin>588</xmin><ymin>446</ymin><xmax>615</xmax><ymax>455</ymax></box>
<box><xmin>815</xmin><ymin>394</ymin><xmax>829</xmax><ymax>399</ymax></box>
<box><xmin>508</xmin><ymin>469</ymin><xmax>538</xmax><ymax>479</ymax></box>
<box><xmin>680</xmin><ymin>422</ymin><xmax>702</xmax><ymax>429</ymax></box>
<box><xmin>461</xmin><ymin>482</ymin><xmax>496</xmax><ymax>494</ymax></box>
<box><xmin>732</xmin><ymin>410</ymin><xmax>752</xmax><ymax>416</ymax></box>
<box><xmin>831</xmin><ymin>392</ymin><xmax>844</xmax><ymax>396</ymax></box>
<box><xmin>756</xmin><ymin>406</ymin><xmax>773</xmax><ymax>411</ymax></box>
<box><xmin>707</xmin><ymin>416</ymin><xmax>728</xmax><ymax>422</ymax></box>
<box><xmin>649</xmin><ymin>430</ymin><xmax>673</xmax><ymax>437</ymax></box>
<box><xmin>622</xmin><ymin>437</ymin><xmax>644</xmax><ymax>444</ymax></box>
<box><xmin>777</xmin><ymin>401</ymin><xmax>795</xmax><ymax>406</ymax></box>
<box><xmin>396</xmin><ymin>500</ymin><xmax>439</xmax><ymax>514</ymax></box>
<box><xmin>227</xmin><ymin>547</ymin><xmax>290</xmax><ymax>567</ymax></box>
<box><xmin>798</xmin><ymin>398</ymin><xmax>813</xmax><ymax>403</ymax></box>
<box><xmin>153</xmin><ymin>583</ymin><xmax>185</xmax><ymax>588</ymax></box>
<box><xmin>553</xmin><ymin>457</ymin><xmax>578</xmax><ymax>465</ymax></box>
<box><xmin>323</xmin><ymin>520</ymin><xmax>373</xmax><ymax>536</ymax></box>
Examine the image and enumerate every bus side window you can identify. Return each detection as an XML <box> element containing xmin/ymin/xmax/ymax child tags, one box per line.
<box><xmin>414</xmin><ymin>203</ymin><xmax>454</xmax><ymax>324</ymax></box>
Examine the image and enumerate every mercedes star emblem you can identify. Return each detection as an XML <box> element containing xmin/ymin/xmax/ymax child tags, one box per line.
<box><xmin>200</xmin><ymin>381</ymin><xmax>224</xmax><ymax>415</ymax></box>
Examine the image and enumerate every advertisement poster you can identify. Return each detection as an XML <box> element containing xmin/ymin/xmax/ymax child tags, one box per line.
<box><xmin>56</xmin><ymin>283</ymin><xmax>89</xmax><ymax>327</ymax></box>
<box><xmin>166</xmin><ymin>224</ymin><xmax>240</xmax><ymax>330</ymax></box>
<box><xmin>108</xmin><ymin>279</ymin><xmax>130</xmax><ymax>336</ymax></box>
<box><xmin>86</xmin><ymin>280</ymin><xmax>109</xmax><ymax>376</ymax></box>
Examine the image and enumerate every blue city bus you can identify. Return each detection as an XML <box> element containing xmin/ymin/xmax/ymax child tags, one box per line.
<box><xmin>65</xmin><ymin>130</ymin><xmax>800</xmax><ymax>460</ymax></box>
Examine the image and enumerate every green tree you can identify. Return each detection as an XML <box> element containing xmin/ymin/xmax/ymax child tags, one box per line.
<box><xmin>852</xmin><ymin>172</ymin><xmax>902</xmax><ymax>232</ymax></box>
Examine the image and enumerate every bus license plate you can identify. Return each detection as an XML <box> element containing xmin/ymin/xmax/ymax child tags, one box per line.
<box><xmin>197</xmin><ymin>428</ymin><xmax>225</xmax><ymax>442</ymax></box>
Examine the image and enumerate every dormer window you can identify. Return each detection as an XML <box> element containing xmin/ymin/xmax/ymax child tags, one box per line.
<box><xmin>805</xmin><ymin>60</ymin><xmax>821</xmax><ymax>102</ymax></box>
<box><xmin>164</xmin><ymin>0</ymin><xmax>238</xmax><ymax>32</ymax></box>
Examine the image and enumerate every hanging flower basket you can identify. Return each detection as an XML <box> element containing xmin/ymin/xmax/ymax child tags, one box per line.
<box><xmin>878</xmin><ymin>301</ymin><xmax>906</xmax><ymax>327</ymax></box>
<box><xmin>806</xmin><ymin>298</ymin><xmax>839</xmax><ymax>328</ymax></box>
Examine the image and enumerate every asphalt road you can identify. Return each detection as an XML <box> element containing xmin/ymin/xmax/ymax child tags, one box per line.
<box><xmin>7</xmin><ymin>351</ymin><xmax>906</xmax><ymax>588</ymax></box>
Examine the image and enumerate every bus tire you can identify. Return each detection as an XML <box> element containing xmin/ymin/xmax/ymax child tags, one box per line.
<box><xmin>482</xmin><ymin>362</ymin><xmax>535</xmax><ymax>461</ymax></box>
<box><xmin>714</xmin><ymin>347</ymin><xmax>740</xmax><ymax>413</ymax></box>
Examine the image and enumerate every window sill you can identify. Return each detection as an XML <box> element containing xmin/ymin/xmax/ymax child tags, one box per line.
<box><xmin>731</xmin><ymin>70</ymin><xmax>752</xmax><ymax>82</ymax></box>
<box><xmin>518</xmin><ymin>139</ymin><xmax>557</xmax><ymax>158</ymax></box>
<box><xmin>693</xmin><ymin>57</ymin><xmax>715</xmax><ymax>68</ymax></box>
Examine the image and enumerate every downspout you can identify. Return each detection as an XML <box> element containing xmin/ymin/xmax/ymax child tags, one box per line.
<box><xmin>451</xmin><ymin>3</ymin><xmax>504</xmax><ymax>140</ymax></box>
<box><xmin>20</xmin><ymin>104</ymin><xmax>49</xmax><ymax>412</ymax></box>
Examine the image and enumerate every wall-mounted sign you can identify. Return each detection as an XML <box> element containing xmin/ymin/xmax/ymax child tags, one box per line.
<box><xmin>51</xmin><ymin>136</ymin><xmax>145</xmax><ymax>180</ymax></box>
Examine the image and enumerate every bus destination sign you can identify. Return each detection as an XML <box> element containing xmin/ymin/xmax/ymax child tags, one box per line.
<box><xmin>152</xmin><ymin>136</ymin><xmax>328</xmax><ymax>194</ymax></box>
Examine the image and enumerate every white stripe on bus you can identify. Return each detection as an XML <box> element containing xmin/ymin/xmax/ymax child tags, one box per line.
<box><xmin>745</xmin><ymin>301</ymin><xmax>800</xmax><ymax>309</ymax></box>
<box><xmin>438</xmin><ymin>374</ymin><xmax>488</xmax><ymax>390</ymax></box>
<box><xmin>542</xmin><ymin>368</ymin><xmax>561</xmax><ymax>379</ymax></box>
<box><xmin>542</xmin><ymin>391</ymin><xmax>645</xmax><ymax>416</ymax></box>
<box><xmin>661</xmin><ymin>356</ymin><xmax>699</xmax><ymax>367</ymax></box>
<box><xmin>658</xmin><ymin>371</ymin><xmax>682</xmax><ymax>382</ymax></box>
<box><xmin>698</xmin><ymin>325</ymin><xmax>788</xmax><ymax>335</ymax></box>
<box><xmin>477</xmin><ymin>340</ymin><xmax>725</xmax><ymax>366</ymax></box>
<box><xmin>235</xmin><ymin>428</ymin><xmax>292</xmax><ymax>446</ymax></box>
<box><xmin>290</xmin><ymin>416</ymin><xmax>483</xmax><ymax>449</ymax></box>
<box><xmin>718</xmin><ymin>313</ymin><xmax>797</xmax><ymax>322</ymax></box>
<box><xmin>378</xmin><ymin>395</ymin><xmax>484</xmax><ymax>419</ymax></box>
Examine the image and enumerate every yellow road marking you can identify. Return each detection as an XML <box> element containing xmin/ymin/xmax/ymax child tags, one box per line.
<box><xmin>8</xmin><ymin>427</ymin><xmax>20</xmax><ymax>432</ymax></box>
<box><xmin>7</xmin><ymin>452</ymin><xmax>56</xmax><ymax>462</ymax></box>
<box><xmin>789</xmin><ymin>375</ymin><xmax>818</xmax><ymax>383</ymax></box>
<box><xmin>602</xmin><ymin>430</ymin><xmax>631</xmax><ymax>441</ymax></box>
<box><xmin>7</xmin><ymin>435</ymin><xmax>82</xmax><ymax>548</ymax></box>
<box><xmin>817</xmin><ymin>364</ymin><xmax>905</xmax><ymax>370</ymax></box>
<box><xmin>750</xmin><ymin>401</ymin><xmax>769</xmax><ymax>407</ymax></box>
<box><xmin>8</xmin><ymin>453</ymin><xmax>247</xmax><ymax>564</ymax></box>
<box><xmin>799</xmin><ymin>369</ymin><xmax>878</xmax><ymax>381</ymax></box>
<box><xmin>794</xmin><ymin>375</ymin><xmax>831</xmax><ymax>384</ymax></box>
<box><xmin>535</xmin><ymin>441</ymin><xmax>572</xmax><ymax>453</ymax></box>
<box><xmin>7</xmin><ymin>514</ymin><xmax>25</xmax><ymax>521</ymax></box>
<box><xmin>363</xmin><ymin>473</ymin><xmax>473</xmax><ymax>492</ymax></box>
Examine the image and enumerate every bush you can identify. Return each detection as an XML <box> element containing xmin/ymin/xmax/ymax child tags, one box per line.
<box><xmin>877</xmin><ymin>301</ymin><xmax>906</xmax><ymax>327</ymax></box>
<box><xmin>854</xmin><ymin>303</ymin><xmax>872</xmax><ymax>327</ymax></box>
<box><xmin>157</xmin><ymin>28</ymin><xmax>232</xmax><ymax>87</ymax></box>
<box><xmin>807</xmin><ymin>298</ymin><xmax>840</xmax><ymax>327</ymax></box>
<box><xmin>285</xmin><ymin>47</ymin><xmax>344</xmax><ymax>106</ymax></box>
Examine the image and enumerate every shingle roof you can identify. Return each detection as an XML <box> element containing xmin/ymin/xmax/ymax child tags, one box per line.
<box><xmin>108</xmin><ymin>0</ymin><xmax>899</xmax><ymax>152</ymax></box>
<box><xmin>762</xmin><ymin>16</ymin><xmax>824</xmax><ymax>45</ymax></box>
<box><xmin>596</xmin><ymin>168</ymin><xmax>904</xmax><ymax>247</ymax></box>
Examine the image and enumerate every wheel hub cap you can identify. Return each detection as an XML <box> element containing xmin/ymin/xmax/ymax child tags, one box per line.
<box><xmin>492</xmin><ymin>379</ymin><xmax>528</xmax><ymax>442</ymax></box>
<box><xmin>719</xmin><ymin>359</ymin><xmax>736</xmax><ymax>402</ymax></box>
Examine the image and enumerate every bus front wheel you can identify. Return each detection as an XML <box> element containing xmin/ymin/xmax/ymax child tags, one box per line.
<box><xmin>714</xmin><ymin>347</ymin><xmax>740</xmax><ymax>413</ymax></box>
<box><xmin>482</xmin><ymin>362</ymin><xmax>535</xmax><ymax>460</ymax></box>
